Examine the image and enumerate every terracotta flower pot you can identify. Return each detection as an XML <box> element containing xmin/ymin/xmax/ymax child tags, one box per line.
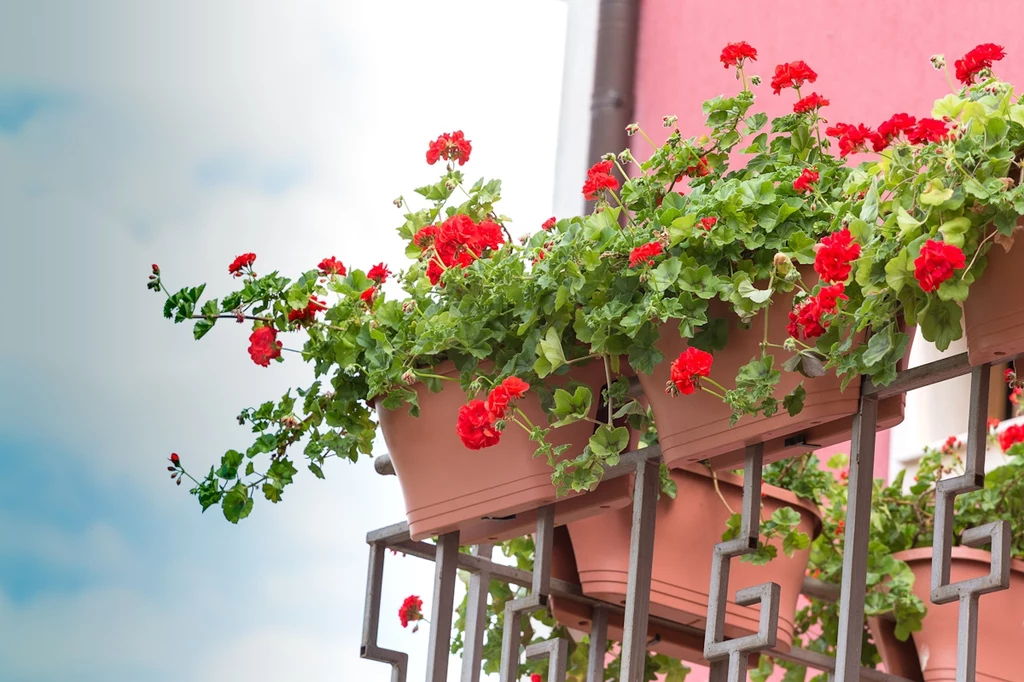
<box><xmin>378</xmin><ymin>360</ymin><xmax>631</xmax><ymax>543</ymax></box>
<box><xmin>869</xmin><ymin>546</ymin><xmax>1024</xmax><ymax>682</ymax></box>
<box><xmin>636</xmin><ymin>294</ymin><xmax>912</xmax><ymax>468</ymax></box>
<box><xmin>550</xmin><ymin>465</ymin><xmax>821</xmax><ymax>661</ymax></box>
<box><xmin>964</xmin><ymin>240</ymin><xmax>1024</xmax><ymax>366</ymax></box>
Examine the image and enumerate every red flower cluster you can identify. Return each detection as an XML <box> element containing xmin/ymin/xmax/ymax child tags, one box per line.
<box><xmin>905</xmin><ymin>118</ymin><xmax>949</xmax><ymax>145</ymax></box>
<box><xmin>629</xmin><ymin>241</ymin><xmax>664</xmax><ymax>268</ymax></box>
<box><xmin>787</xmin><ymin>283</ymin><xmax>847</xmax><ymax>340</ymax></box>
<box><xmin>317</xmin><ymin>256</ymin><xmax>346</xmax><ymax>276</ymax></box>
<box><xmin>913</xmin><ymin>239</ymin><xmax>965</xmax><ymax>293</ymax></box>
<box><xmin>877</xmin><ymin>113</ymin><xmax>917</xmax><ymax>144</ymax></box>
<box><xmin>954</xmin><ymin>43</ymin><xmax>1005</xmax><ymax>85</ymax></box>
<box><xmin>814</xmin><ymin>227</ymin><xmax>860</xmax><ymax>283</ymax></box>
<box><xmin>582</xmin><ymin>160</ymin><xmax>619</xmax><ymax>199</ymax></box>
<box><xmin>399</xmin><ymin>595</ymin><xmax>424</xmax><ymax>629</ymax></box>
<box><xmin>700</xmin><ymin>216</ymin><xmax>718</xmax><ymax>230</ymax></box>
<box><xmin>988</xmin><ymin>416</ymin><xmax>1001</xmax><ymax>432</ymax></box>
<box><xmin>770</xmin><ymin>61</ymin><xmax>817</xmax><ymax>94</ymax></box>
<box><xmin>360</xmin><ymin>286</ymin><xmax>376</xmax><ymax>305</ymax></box>
<box><xmin>228</xmin><ymin>252</ymin><xmax>256</xmax><ymax>277</ymax></box>
<box><xmin>287</xmin><ymin>296</ymin><xmax>327</xmax><ymax>325</ymax></box>
<box><xmin>826</xmin><ymin>123</ymin><xmax>885</xmax><ymax>157</ymax></box>
<box><xmin>998</xmin><ymin>423</ymin><xmax>1024</xmax><ymax>453</ymax></box>
<box><xmin>367</xmin><ymin>263</ymin><xmax>391</xmax><ymax>284</ymax></box>
<box><xmin>793</xmin><ymin>93</ymin><xmax>829</xmax><ymax>114</ymax></box>
<box><xmin>668</xmin><ymin>347</ymin><xmax>713</xmax><ymax>396</ymax></box>
<box><xmin>681</xmin><ymin>156</ymin><xmax>710</xmax><ymax>178</ymax></box>
<box><xmin>793</xmin><ymin>167</ymin><xmax>819</xmax><ymax>193</ymax></box>
<box><xmin>456</xmin><ymin>399</ymin><xmax>503</xmax><ymax>450</ymax></box>
<box><xmin>531</xmin><ymin>675</ymin><xmax>543</xmax><ymax>682</ymax></box>
<box><xmin>720</xmin><ymin>41</ymin><xmax>757</xmax><ymax>69</ymax></box>
<box><xmin>542</xmin><ymin>217</ymin><xmax>556</xmax><ymax>231</ymax></box>
<box><xmin>426</xmin><ymin>131</ymin><xmax>472</xmax><ymax>166</ymax></box>
<box><xmin>485</xmin><ymin>376</ymin><xmax>531</xmax><ymax>418</ymax></box>
<box><xmin>414</xmin><ymin>214</ymin><xmax>505</xmax><ymax>285</ymax></box>
<box><xmin>941</xmin><ymin>435</ymin><xmax>962</xmax><ymax>454</ymax></box>
<box><xmin>248</xmin><ymin>326</ymin><xmax>282</xmax><ymax>367</ymax></box>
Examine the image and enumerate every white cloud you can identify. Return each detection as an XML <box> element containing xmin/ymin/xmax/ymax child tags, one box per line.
<box><xmin>0</xmin><ymin>1</ymin><xmax>568</xmax><ymax>680</ymax></box>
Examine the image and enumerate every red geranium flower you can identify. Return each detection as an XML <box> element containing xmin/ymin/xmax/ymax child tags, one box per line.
<box><xmin>169</xmin><ymin>453</ymin><xmax>180</xmax><ymax>465</ymax></box>
<box><xmin>770</xmin><ymin>60</ymin><xmax>817</xmax><ymax>94</ymax></box>
<box><xmin>485</xmin><ymin>376</ymin><xmax>531</xmax><ymax>418</ymax></box>
<box><xmin>399</xmin><ymin>595</ymin><xmax>424</xmax><ymax>629</ymax></box>
<box><xmin>542</xmin><ymin>217</ymin><xmax>556</xmax><ymax>231</ymax></box>
<box><xmin>700</xmin><ymin>216</ymin><xmax>718</xmax><ymax>230</ymax></box>
<box><xmin>720</xmin><ymin>41</ymin><xmax>758</xmax><ymax>69</ymax></box>
<box><xmin>426</xmin><ymin>131</ymin><xmax>472</xmax><ymax>166</ymax></box>
<box><xmin>814</xmin><ymin>228</ymin><xmax>860</xmax><ymax>283</ymax></box>
<box><xmin>151</xmin><ymin>263</ymin><xmax>160</xmax><ymax>275</ymax></box>
<box><xmin>941</xmin><ymin>435</ymin><xmax>961</xmax><ymax>454</ymax></box>
<box><xmin>793</xmin><ymin>92</ymin><xmax>829</xmax><ymax>114</ymax></box>
<box><xmin>905</xmin><ymin>118</ymin><xmax>949</xmax><ymax>145</ymax></box>
<box><xmin>248</xmin><ymin>326</ymin><xmax>281</xmax><ymax>367</ymax></box>
<box><xmin>828</xmin><ymin>123</ymin><xmax>885</xmax><ymax>156</ymax></box>
<box><xmin>788</xmin><ymin>284</ymin><xmax>847</xmax><ymax>340</ymax></box>
<box><xmin>228</xmin><ymin>252</ymin><xmax>256</xmax><ymax>277</ymax></box>
<box><xmin>582</xmin><ymin>160</ymin><xmax>619</xmax><ymax>199</ymax></box>
<box><xmin>628</xmin><ymin>241</ymin><xmax>664</xmax><ymax>268</ymax></box>
<box><xmin>456</xmin><ymin>399</ymin><xmax>502</xmax><ymax>450</ymax></box>
<box><xmin>421</xmin><ymin>214</ymin><xmax>506</xmax><ymax>284</ymax></box>
<box><xmin>998</xmin><ymin>423</ymin><xmax>1024</xmax><ymax>452</ymax></box>
<box><xmin>530</xmin><ymin>674</ymin><xmax>542</xmax><ymax>682</ymax></box>
<box><xmin>878</xmin><ymin>113</ymin><xmax>917</xmax><ymax>143</ymax></box>
<box><xmin>914</xmin><ymin>239</ymin><xmax>966</xmax><ymax>293</ymax></box>
<box><xmin>360</xmin><ymin>286</ymin><xmax>377</xmax><ymax>305</ymax></box>
<box><xmin>793</xmin><ymin>167</ymin><xmax>819</xmax><ymax>193</ymax></box>
<box><xmin>288</xmin><ymin>296</ymin><xmax>327</xmax><ymax>325</ymax></box>
<box><xmin>954</xmin><ymin>43</ymin><xmax>1005</xmax><ymax>85</ymax></box>
<box><xmin>668</xmin><ymin>347</ymin><xmax>713</xmax><ymax>396</ymax></box>
<box><xmin>682</xmin><ymin>156</ymin><xmax>710</xmax><ymax>178</ymax></box>
<box><xmin>317</xmin><ymin>256</ymin><xmax>346</xmax><ymax>276</ymax></box>
<box><xmin>367</xmin><ymin>263</ymin><xmax>392</xmax><ymax>284</ymax></box>
<box><xmin>413</xmin><ymin>225</ymin><xmax>439</xmax><ymax>251</ymax></box>
<box><xmin>988</xmin><ymin>416</ymin><xmax>1001</xmax><ymax>431</ymax></box>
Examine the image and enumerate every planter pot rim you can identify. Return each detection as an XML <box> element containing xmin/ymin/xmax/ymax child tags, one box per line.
<box><xmin>892</xmin><ymin>545</ymin><xmax>1024</xmax><ymax>573</ymax></box>
<box><xmin>673</xmin><ymin>461</ymin><xmax>823</xmax><ymax>532</ymax></box>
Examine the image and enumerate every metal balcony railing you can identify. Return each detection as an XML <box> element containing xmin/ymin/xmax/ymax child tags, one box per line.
<box><xmin>360</xmin><ymin>353</ymin><xmax>1010</xmax><ymax>682</ymax></box>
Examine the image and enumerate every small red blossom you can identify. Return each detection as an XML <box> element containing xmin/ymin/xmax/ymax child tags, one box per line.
<box><xmin>532</xmin><ymin>250</ymin><xmax>546</xmax><ymax>265</ymax></box>
<box><xmin>905</xmin><ymin>118</ymin><xmax>949</xmax><ymax>145</ymax></box>
<box><xmin>682</xmin><ymin>156</ymin><xmax>710</xmax><ymax>178</ymax></box>
<box><xmin>793</xmin><ymin>167</ymin><xmax>819</xmax><ymax>193</ymax></box>
<box><xmin>700</xmin><ymin>216</ymin><xmax>718</xmax><ymax>231</ymax></box>
<box><xmin>770</xmin><ymin>60</ymin><xmax>818</xmax><ymax>94</ymax></box>
<box><xmin>542</xmin><ymin>217</ymin><xmax>557</xmax><ymax>231</ymax></box>
<box><xmin>248</xmin><ymin>326</ymin><xmax>281</xmax><ymax>367</ymax></box>
<box><xmin>228</xmin><ymin>252</ymin><xmax>256</xmax><ymax>277</ymax></box>
<box><xmin>827</xmin><ymin>123</ymin><xmax>885</xmax><ymax>156</ymax></box>
<box><xmin>816</xmin><ymin>283</ymin><xmax>848</xmax><ymax>312</ymax></box>
<box><xmin>421</xmin><ymin>214</ymin><xmax>506</xmax><ymax>285</ymax></box>
<box><xmin>288</xmin><ymin>296</ymin><xmax>327</xmax><ymax>325</ymax></box>
<box><xmin>582</xmin><ymin>160</ymin><xmax>619</xmax><ymax>199</ymax></box>
<box><xmin>668</xmin><ymin>347</ymin><xmax>713</xmax><ymax>396</ymax></box>
<box><xmin>628</xmin><ymin>241</ymin><xmax>664</xmax><ymax>268</ymax></box>
<box><xmin>367</xmin><ymin>263</ymin><xmax>392</xmax><ymax>284</ymax></box>
<box><xmin>954</xmin><ymin>43</ymin><xmax>1006</xmax><ymax>85</ymax></box>
<box><xmin>837</xmin><ymin>519</ymin><xmax>845</xmax><ymax>534</ymax></box>
<box><xmin>878</xmin><ymin>113</ymin><xmax>917</xmax><ymax>143</ymax></box>
<box><xmin>914</xmin><ymin>239</ymin><xmax>965</xmax><ymax>293</ymax></box>
<box><xmin>530</xmin><ymin>675</ymin><xmax>543</xmax><ymax>682</ymax></box>
<box><xmin>793</xmin><ymin>92</ymin><xmax>829</xmax><ymax>114</ymax></box>
<box><xmin>426</xmin><ymin>131</ymin><xmax>472</xmax><ymax>166</ymax></box>
<box><xmin>814</xmin><ymin>228</ymin><xmax>860</xmax><ymax>283</ymax></box>
<box><xmin>998</xmin><ymin>423</ymin><xmax>1024</xmax><ymax>452</ymax></box>
<box><xmin>720</xmin><ymin>41</ymin><xmax>758</xmax><ymax>69</ymax></box>
<box><xmin>169</xmin><ymin>453</ymin><xmax>180</xmax><ymax>465</ymax></box>
<box><xmin>399</xmin><ymin>595</ymin><xmax>424</xmax><ymax>629</ymax></box>
<box><xmin>486</xmin><ymin>377</ymin><xmax>531</xmax><ymax>418</ymax></box>
<box><xmin>1013</xmin><ymin>387</ymin><xmax>1023</xmax><ymax>406</ymax></box>
<box><xmin>360</xmin><ymin>286</ymin><xmax>377</xmax><ymax>305</ymax></box>
<box><xmin>788</xmin><ymin>298</ymin><xmax>828</xmax><ymax>340</ymax></box>
<box><xmin>413</xmin><ymin>225</ymin><xmax>439</xmax><ymax>250</ymax></box>
<box><xmin>317</xmin><ymin>256</ymin><xmax>346</xmax><ymax>276</ymax></box>
<box><xmin>1004</xmin><ymin>367</ymin><xmax>1015</xmax><ymax>383</ymax></box>
<box><xmin>942</xmin><ymin>435</ymin><xmax>961</xmax><ymax>454</ymax></box>
<box><xmin>988</xmin><ymin>416</ymin><xmax>1001</xmax><ymax>431</ymax></box>
<box><xmin>457</xmin><ymin>399</ymin><xmax>502</xmax><ymax>450</ymax></box>
<box><xmin>151</xmin><ymin>263</ymin><xmax>160</xmax><ymax>275</ymax></box>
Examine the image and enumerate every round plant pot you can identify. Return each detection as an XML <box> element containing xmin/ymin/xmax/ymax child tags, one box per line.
<box><xmin>869</xmin><ymin>546</ymin><xmax>1024</xmax><ymax>682</ymax></box>
<box><xmin>964</xmin><ymin>239</ymin><xmax>1024</xmax><ymax>366</ymax></box>
<box><xmin>636</xmin><ymin>294</ymin><xmax>912</xmax><ymax>468</ymax></box>
<box><xmin>551</xmin><ymin>465</ymin><xmax>821</xmax><ymax>660</ymax></box>
<box><xmin>378</xmin><ymin>360</ymin><xmax>631</xmax><ymax>543</ymax></box>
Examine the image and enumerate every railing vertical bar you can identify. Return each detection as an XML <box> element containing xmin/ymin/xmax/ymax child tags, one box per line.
<box><xmin>618</xmin><ymin>456</ymin><xmax>661</xmax><ymax>682</ymax></box>
<box><xmin>425</xmin><ymin>531</ymin><xmax>460</xmax><ymax>682</ymax></box>
<box><xmin>834</xmin><ymin>393</ymin><xmax>879</xmax><ymax>682</ymax></box>
<box><xmin>360</xmin><ymin>542</ymin><xmax>408</xmax><ymax>682</ymax></box>
<box><xmin>586</xmin><ymin>606</ymin><xmax>609</xmax><ymax>682</ymax></box>
<box><xmin>460</xmin><ymin>543</ymin><xmax>494</xmax><ymax>682</ymax></box>
<box><xmin>957</xmin><ymin>594</ymin><xmax>980</xmax><ymax>682</ymax></box>
<box><xmin>534</xmin><ymin>504</ymin><xmax>556</xmax><ymax>596</ymax></box>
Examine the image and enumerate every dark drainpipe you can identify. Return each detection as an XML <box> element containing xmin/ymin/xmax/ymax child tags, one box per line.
<box><xmin>587</xmin><ymin>0</ymin><xmax>640</xmax><ymax>180</ymax></box>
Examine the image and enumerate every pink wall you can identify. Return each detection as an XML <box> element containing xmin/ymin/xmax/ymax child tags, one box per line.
<box><xmin>628</xmin><ymin>1</ymin><xmax>1024</xmax><ymax>678</ymax></box>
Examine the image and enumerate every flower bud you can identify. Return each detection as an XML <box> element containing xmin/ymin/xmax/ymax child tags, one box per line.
<box><xmin>401</xmin><ymin>370</ymin><xmax>416</xmax><ymax>385</ymax></box>
<box><xmin>170</xmin><ymin>453</ymin><xmax>180</xmax><ymax>465</ymax></box>
<box><xmin>930</xmin><ymin>54</ymin><xmax>946</xmax><ymax>70</ymax></box>
<box><xmin>618</xmin><ymin>149</ymin><xmax>635</xmax><ymax>164</ymax></box>
<box><xmin>749</xmin><ymin>75</ymin><xmax>762</xmax><ymax>86</ymax></box>
<box><xmin>784</xmin><ymin>267</ymin><xmax>801</xmax><ymax>283</ymax></box>
<box><xmin>176</xmin><ymin>477</ymin><xmax>182</xmax><ymax>486</ymax></box>
<box><xmin>519</xmin><ymin>234</ymin><xmax>530</xmax><ymax>245</ymax></box>
<box><xmin>662</xmin><ymin>115</ymin><xmax>677</xmax><ymax>128</ymax></box>
<box><xmin>402</xmin><ymin>300</ymin><xmax>416</xmax><ymax>313</ymax></box>
<box><xmin>773</xmin><ymin>252</ymin><xmax>793</xmax><ymax>275</ymax></box>
<box><xmin>393</xmin><ymin>196</ymin><xmax>404</xmax><ymax>208</ymax></box>
<box><xmin>601</xmin><ymin>152</ymin><xmax>616</xmax><ymax>162</ymax></box>
<box><xmin>625</xmin><ymin>122</ymin><xmax>640</xmax><ymax>136</ymax></box>
<box><xmin>445</xmin><ymin>180</ymin><xmax>456</xmax><ymax>191</ymax></box>
<box><xmin>280</xmin><ymin>415</ymin><xmax>301</xmax><ymax>429</ymax></box>
<box><xmin>783</xmin><ymin>337</ymin><xmax>798</xmax><ymax>352</ymax></box>
<box><xmin>151</xmin><ymin>264</ymin><xmax>160</xmax><ymax>275</ymax></box>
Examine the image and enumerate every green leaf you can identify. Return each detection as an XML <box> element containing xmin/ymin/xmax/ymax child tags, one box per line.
<box><xmin>689</xmin><ymin>318</ymin><xmax>728</xmax><ymax>352</ymax></box>
<box><xmin>537</xmin><ymin>327</ymin><xmax>567</xmax><ymax>376</ymax></box>
<box><xmin>1011</xmin><ymin>104</ymin><xmax>1024</xmax><ymax>127</ymax></box>
<box><xmin>587</xmin><ymin>425</ymin><xmax>630</xmax><ymax>459</ymax></box>
<box><xmin>651</xmin><ymin>258</ymin><xmax>682</xmax><ymax>293</ymax></box>
<box><xmin>783</xmin><ymin>384</ymin><xmax>806</xmax><ymax>417</ymax></box>
<box><xmin>738</xmin><ymin>279</ymin><xmax>772</xmax><ymax>304</ymax></box>
<box><xmin>920</xmin><ymin>180</ymin><xmax>953</xmax><ymax>207</ymax></box>
<box><xmin>860</xmin><ymin>179</ymin><xmax>879</xmax><ymax>223</ymax></box>
<box><xmin>221</xmin><ymin>483</ymin><xmax>254</xmax><ymax>524</ymax></box>
<box><xmin>918</xmin><ymin>298</ymin><xmax>963</xmax><ymax>351</ymax></box>
<box><xmin>216</xmin><ymin>449</ymin><xmax>244</xmax><ymax>480</ymax></box>
<box><xmin>771</xmin><ymin>506</ymin><xmax>802</xmax><ymax>528</ymax></box>
<box><xmin>309</xmin><ymin>462</ymin><xmax>325</xmax><ymax>479</ymax></box>
<box><xmin>783</xmin><ymin>530</ymin><xmax>811</xmax><ymax>556</ymax></box>
<box><xmin>884</xmin><ymin>248</ymin><xmax>911</xmax><ymax>293</ymax></box>
<box><xmin>551</xmin><ymin>386</ymin><xmax>594</xmax><ymax>427</ymax></box>
<box><xmin>668</xmin><ymin>214</ymin><xmax>696</xmax><ymax>247</ymax></box>
<box><xmin>862</xmin><ymin>330</ymin><xmax>892</xmax><ymax>368</ymax></box>
<box><xmin>938</xmin><ymin>216</ymin><xmax>971</xmax><ymax>248</ymax></box>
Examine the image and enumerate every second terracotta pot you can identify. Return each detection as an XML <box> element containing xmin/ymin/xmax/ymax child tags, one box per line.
<box><xmin>379</xmin><ymin>360</ymin><xmax>631</xmax><ymax>543</ymax></box>
<box><xmin>869</xmin><ymin>546</ymin><xmax>1024</xmax><ymax>682</ymax></box>
<box><xmin>964</xmin><ymin>239</ymin><xmax>1024</xmax><ymax>366</ymax></box>
<box><xmin>552</xmin><ymin>465</ymin><xmax>821</xmax><ymax>659</ymax></box>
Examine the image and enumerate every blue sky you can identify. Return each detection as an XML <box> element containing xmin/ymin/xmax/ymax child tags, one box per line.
<box><xmin>0</xmin><ymin>2</ymin><xmax>566</xmax><ymax>679</ymax></box>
